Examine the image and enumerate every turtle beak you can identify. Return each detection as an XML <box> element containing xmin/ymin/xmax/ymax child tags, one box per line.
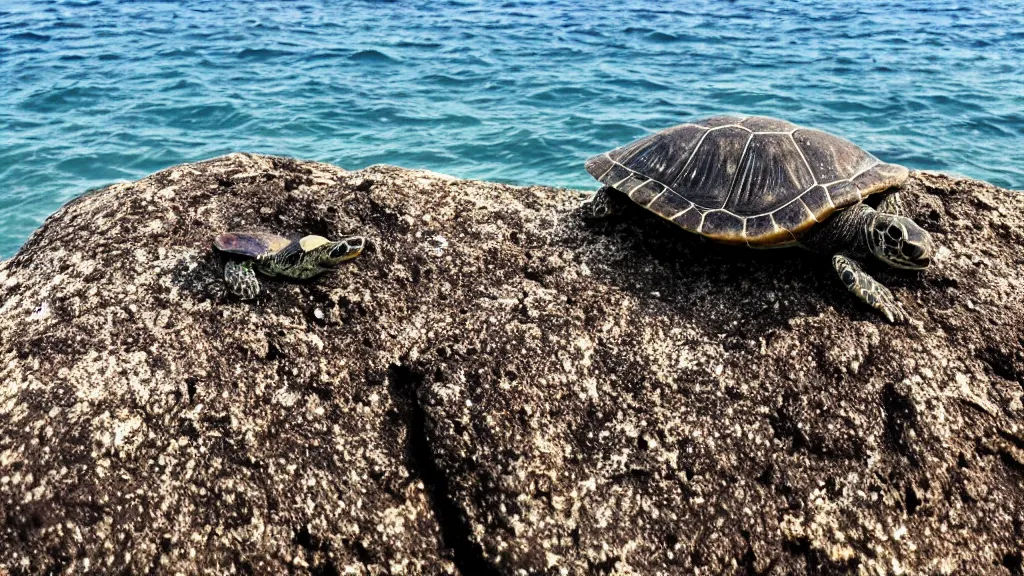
<box><xmin>905</xmin><ymin>242</ymin><xmax>927</xmax><ymax>260</ymax></box>
<box><xmin>327</xmin><ymin>236</ymin><xmax>365</xmax><ymax>263</ymax></box>
<box><xmin>900</xmin><ymin>238</ymin><xmax>933</xmax><ymax>269</ymax></box>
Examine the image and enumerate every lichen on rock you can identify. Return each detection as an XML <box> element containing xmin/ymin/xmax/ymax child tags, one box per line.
<box><xmin>1</xmin><ymin>153</ymin><xmax>1022</xmax><ymax>574</ymax></box>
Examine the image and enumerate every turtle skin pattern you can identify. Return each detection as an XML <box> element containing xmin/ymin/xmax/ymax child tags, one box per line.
<box><xmin>223</xmin><ymin>260</ymin><xmax>261</xmax><ymax>300</ymax></box>
<box><xmin>833</xmin><ymin>254</ymin><xmax>909</xmax><ymax>323</ymax></box>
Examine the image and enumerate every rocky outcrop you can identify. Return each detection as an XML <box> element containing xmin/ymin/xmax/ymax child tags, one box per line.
<box><xmin>0</xmin><ymin>153</ymin><xmax>1022</xmax><ymax>575</ymax></box>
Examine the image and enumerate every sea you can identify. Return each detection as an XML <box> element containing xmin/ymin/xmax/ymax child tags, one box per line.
<box><xmin>2</xmin><ymin>0</ymin><xmax>1022</xmax><ymax>258</ymax></box>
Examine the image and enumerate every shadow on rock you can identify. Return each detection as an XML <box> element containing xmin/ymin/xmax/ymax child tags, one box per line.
<box><xmin>579</xmin><ymin>201</ymin><xmax>852</xmax><ymax>334</ymax></box>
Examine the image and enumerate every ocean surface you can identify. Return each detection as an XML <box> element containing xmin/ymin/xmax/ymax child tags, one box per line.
<box><xmin>2</xmin><ymin>1</ymin><xmax>1023</xmax><ymax>258</ymax></box>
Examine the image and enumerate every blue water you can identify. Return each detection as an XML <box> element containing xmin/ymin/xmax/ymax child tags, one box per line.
<box><xmin>2</xmin><ymin>1</ymin><xmax>1023</xmax><ymax>258</ymax></box>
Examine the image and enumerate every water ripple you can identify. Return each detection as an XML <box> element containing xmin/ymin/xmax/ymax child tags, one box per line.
<box><xmin>349</xmin><ymin>49</ymin><xmax>400</xmax><ymax>63</ymax></box>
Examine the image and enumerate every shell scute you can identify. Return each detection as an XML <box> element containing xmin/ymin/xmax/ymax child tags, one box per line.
<box><xmin>612</xmin><ymin>124</ymin><xmax>707</xmax><ymax>188</ymax></box>
<box><xmin>739</xmin><ymin>116</ymin><xmax>797</xmax><ymax>132</ymax></box>
<box><xmin>616</xmin><ymin>173</ymin><xmax>651</xmax><ymax>199</ymax></box>
<box><xmin>800</xmin><ymin>185</ymin><xmax>833</xmax><ymax>218</ymax></box>
<box><xmin>646</xmin><ymin>189</ymin><xmax>689</xmax><ymax>219</ymax></box>
<box><xmin>602</xmin><ymin>162</ymin><xmax>634</xmax><ymax>188</ymax></box>
<box><xmin>298</xmin><ymin>235</ymin><xmax>331</xmax><ymax>251</ymax></box>
<box><xmin>214</xmin><ymin>232</ymin><xmax>291</xmax><ymax>257</ymax></box>
<box><xmin>726</xmin><ymin>133</ymin><xmax>815</xmax><ymax>216</ymax></box>
<box><xmin>792</xmin><ymin>128</ymin><xmax>877</xmax><ymax>184</ymax></box>
<box><xmin>672</xmin><ymin>207</ymin><xmax>703</xmax><ymax>231</ymax></box>
<box><xmin>701</xmin><ymin>211</ymin><xmax>746</xmax><ymax>244</ymax></box>
<box><xmin>697</xmin><ymin>115</ymin><xmax>746</xmax><ymax>128</ymax></box>
<box><xmin>772</xmin><ymin>201</ymin><xmax>816</xmax><ymax>235</ymax></box>
<box><xmin>744</xmin><ymin>214</ymin><xmax>777</xmax><ymax>244</ymax></box>
<box><xmin>630</xmin><ymin>180</ymin><xmax>663</xmax><ymax>206</ymax></box>
<box><xmin>670</xmin><ymin>126</ymin><xmax>749</xmax><ymax>208</ymax></box>
<box><xmin>826</xmin><ymin>181</ymin><xmax>861</xmax><ymax>208</ymax></box>
<box><xmin>853</xmin><ymin>163</ymin><xmax>908</xmax><ymax>194</ymax></box>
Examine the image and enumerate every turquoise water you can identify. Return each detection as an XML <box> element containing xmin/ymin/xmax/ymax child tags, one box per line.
<box><xmin>2</xmin><ymin>1</ymin><xmax>1023</xmax><ymax>258</ymax></box>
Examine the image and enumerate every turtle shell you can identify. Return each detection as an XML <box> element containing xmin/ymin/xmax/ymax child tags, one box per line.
<box><xmin>213</xmin><ymin>231</ymin><xmax>293</xmax><ymax>258</ymax></box>
<box><xmin>585</xmin><ymin>115</ymin><xmax>909</xmax><ymax>246</ymax></box>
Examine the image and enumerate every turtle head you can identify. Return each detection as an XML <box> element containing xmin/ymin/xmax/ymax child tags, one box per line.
<box><xmin>317</xmin><ymin>235</ymin><xmax>365</xmax><ymax>266</ymax></box>
<box><xmin>867</xmin><ymin>214</ymin><xmax>933</xmax><ymax>270</ymax></box>
<box><xmin>298</xmin><ymin>234</ymin><xmax>366</xmax><ymax>267</ymax></box>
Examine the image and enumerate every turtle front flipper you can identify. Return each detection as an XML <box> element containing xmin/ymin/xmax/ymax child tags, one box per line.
<box><xmin>223</xmin><ymin>260</ymin><xmax>261</xmax><ymax>300</ymax></box>
<box><xmin>877</xmin><ymin>192</ymin><xmax>907</xmax><ymax>217</ymax></box>
<box><xmin>832</xmin><ymin>254</ymin><xmax>909</xmax><ymax>324</ymax></box>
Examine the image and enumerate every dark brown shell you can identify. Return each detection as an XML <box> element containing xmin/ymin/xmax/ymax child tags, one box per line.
<box><xmin>585</xmin><ymin>115</ymin><xmax>909</xmax><ymax>246</ymax></box>
<box><xmin>213</xmin><ymin>231</ymin><xmax>292</xmax><ymax>257</ymax></box>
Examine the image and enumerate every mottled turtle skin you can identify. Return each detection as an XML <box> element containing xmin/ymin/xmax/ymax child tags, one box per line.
<box><xmin>213</xmin><ymin>231</ymin><xmax>364</xmax><ymax>300</ymax></box>
<box><xmin>585</xmin><ymin>115</ymin><xmax>935</xmax><ymax>323</ymax></box>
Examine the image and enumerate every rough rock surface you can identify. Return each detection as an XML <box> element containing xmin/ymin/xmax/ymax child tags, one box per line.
<box><xmin>0</xmin><ymin>153</ymin><xmax>1022</xmax><ymax>575</ymax></box>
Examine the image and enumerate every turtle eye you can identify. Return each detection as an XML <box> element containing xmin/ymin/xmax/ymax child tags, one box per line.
<box><xmin>886</xmin><ymin>227</ymin><xmax>903</xmax><ymax>242</ymax></box>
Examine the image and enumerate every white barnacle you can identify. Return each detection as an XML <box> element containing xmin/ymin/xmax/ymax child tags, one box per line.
<box><xmin>425</xmin><ymin>234</ymin><xmax>449</xmax><ymax>256</ymax></box>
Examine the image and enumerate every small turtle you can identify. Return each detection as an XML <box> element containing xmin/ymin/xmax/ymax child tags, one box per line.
<box><xmin>213</xmin><ymin>231</ymin><xmax>365</xmax><ymax>300</ymax></box>
<box><xmin>585</xmin><ymin>115</ymin><xmax>935</xmax><ymax>323</ymax></box>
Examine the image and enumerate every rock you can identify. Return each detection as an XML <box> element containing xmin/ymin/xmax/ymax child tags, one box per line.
<box><xmin>1</xmin><ymin>153</ymin><xmax>1022</xmax><ymax>575</ymax></box>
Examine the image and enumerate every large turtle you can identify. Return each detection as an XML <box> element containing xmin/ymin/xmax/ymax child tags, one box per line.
<box><xmin>585</xmin><ymin>115</ymin><xmax>934</xmax><ymax>323</ymax></box>
<box><xmin>213</xmin><ymin>231</ymin><xmax>364</xmax><ymax>300</ymax></box>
